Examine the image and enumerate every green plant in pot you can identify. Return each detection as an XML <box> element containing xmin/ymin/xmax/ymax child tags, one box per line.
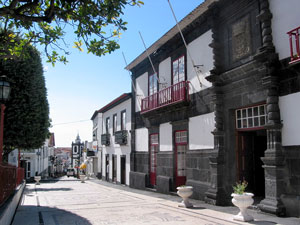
<box><xmin>233</xmin><ymin>180</ymin><xmax>248</xmax><ymax>194</ymax></box>
<box><xmin>231</xmin><ymin>180</ymin><xmax>254</xmax><ymax>222</ymax></box>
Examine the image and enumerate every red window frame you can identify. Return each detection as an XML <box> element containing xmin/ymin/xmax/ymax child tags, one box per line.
<box><xmin>172</xmin><ymin>55</ymin><xmax>186</xmax><ymax>85</ymax></box>
<box><xmin>235</xmin><ymin>103</ymin><xmax>267</xmax><ymax>131</ymax></box>
<box><xmin>149</xmin><ymin>133</ymin><xmax>159</xmax><ymax>186</ymax></box>
<box><xmin>149</xmin><ymin>73</ymin><xmax>158</xmax><ymax>96</ymax></box>
<box><xmin>174</xmin><ymin>130</ymin><xmax>188</xmax><ymax>187</ymax></box>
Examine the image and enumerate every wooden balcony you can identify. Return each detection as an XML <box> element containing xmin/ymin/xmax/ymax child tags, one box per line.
<box><xmin>287</xmin><ymin>26</ymin><xmax>300</xmax><ymax>64</ymax></box>
<box><xmin>141</xmin><ymin>81</ymin><xmax>190</xmax><ymax>114</ymax></box>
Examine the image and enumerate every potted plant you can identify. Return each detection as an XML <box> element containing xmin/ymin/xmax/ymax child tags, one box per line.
<box><xmin>231</xmin><ymin>180</ymin><xmax>254</xmax><ymax>222</ymax></box>
<box><xmin>34</xmin><ymin>175</ymin><xmax>41</xmax><ymax>185</ymax></box>
<box><xmin>79</xmin><ymin>174</ymin><xmax>85</xmax><ymax>183</ymax></box>
<box><xmin>177</xmin><ymin>185</ymin><xmax>193</xmax><ymax>208</ymax></box>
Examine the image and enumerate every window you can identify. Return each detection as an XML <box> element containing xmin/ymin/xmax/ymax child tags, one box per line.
<box><xmin>113</xmin><ymin>114</ymin><xmax>117</xmax><ymax>134</ymax></box>
<box><xmin>172</xmin><ymin>55</ymin><xmax>185</xmax><ymax>84</ymax></box>
<box><xmin>149</xmin><ymin>73</ymin><xmax>158</xmax><ymax>96</ymax></box>
<box><xmin>106</xmin><ymin>117</ymin><xmax>110</xmax><ymax>134</ymax></box>
<box><xmin>236</xmin><ymin>104</ymin><xmax>267</xmax><ymax>129</ymax></box>
<box><xmin>93</xmin><ymin>130</ymin><xmax>97</xmax><ymax>141</ymax></box>
<box><xmin>175</xmin><ymin>130</ymin><xmax>188</xmax><ymax>144</ymax></box>
<box><xmin>121</xmin><ymin>110</ymin><xmax>126</xmax><ymax>131</ymax></box>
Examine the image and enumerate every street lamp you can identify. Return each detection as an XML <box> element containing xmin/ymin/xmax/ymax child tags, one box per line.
<box><xmin>0</xmin><ymin>76</ymin><xmax>11</xmax><ymax>163</ymax></box>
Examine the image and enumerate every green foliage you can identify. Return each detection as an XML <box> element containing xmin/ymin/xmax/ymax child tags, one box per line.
<box><xmin>0</xmin><ymin>0</ymin><xmax>144</xmax><ymax>65</ymax></box>
<box><xmin>233</xmin><ymin>180</ymin><xmax>248</xmax><ymax>194</ymax></box>
<box><xmin>1</xmin><ymin>45</ymin><xmax>50</xmax><ymax>154</ymax></box>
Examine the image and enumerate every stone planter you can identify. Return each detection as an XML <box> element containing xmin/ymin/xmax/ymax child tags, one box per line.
<box><xmin>177</xmin><ymin>186</ymin><xmax>193</xmax><ymax>208</ymax></box>
<box><xmin>79</xmin><ymin>174</ymin><xmax>86</xmax><ymax>183</ymax></box>
<box><xmin>34</xmin><ymin>176</ymin><xmax>41</xmax><ymax>185</ymax></box>
<box><xmin>231</xmin><ymin>193</ymin><xmax>254</xmax><ymax>222</ymax></box>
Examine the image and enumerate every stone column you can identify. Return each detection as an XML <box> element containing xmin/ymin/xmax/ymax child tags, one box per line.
<box><xmin>258</xmin><ymin>75</ymin><xmax>286</xmax><ymax>216</ymax></box>
<box><xmin>257</xmin><ymin>0</ymin><xmax>275</xmax><ymax>53</ymax></box>
<box><xmin>205</xmin><ymin>74</ymin><xmax>226</xmax><ymax>205</ymax></box>
<box><xmin>204</xmin><ymin>11</ymin><xmax>227</xmax><ymax>205</ymax></box>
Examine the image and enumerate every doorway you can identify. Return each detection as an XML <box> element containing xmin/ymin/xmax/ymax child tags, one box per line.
<box><xmin>105</xmin><ymin>155</ymin><xmax>109</xmax><ymax>181</ymax></box>
<box><xmin>26</xmin><ymin>161</ymin><xmax>31</xmax><ymax>179</ymax></box>
<box><xmin>175</xmin><ymin>130</ymin><xmax>187</xmax><ymax>187</ymax></box>
<box><xmin>112</xmin><ymin>155</ymin><xmax>117</xmax><ymax>183</ymax></box>
<box><xmin>236</xmin><ymin>129</ymin><xmax>266</xmax><ymax>197</ymax></box>
<box><xmin>120</xmin><ymin>156</ymin><xmax>126</xmax><ymax>185</ymax></box>
<box><xmin>149</xmin><ymin>134</ymin><xmax>158</xmax><ymax>186</ymax></box>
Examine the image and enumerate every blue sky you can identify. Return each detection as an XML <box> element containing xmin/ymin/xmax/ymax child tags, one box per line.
<box><xmin>45</xmin><ymin>0</ymin><xmax>203</xmax><ymax>147</ymax></box>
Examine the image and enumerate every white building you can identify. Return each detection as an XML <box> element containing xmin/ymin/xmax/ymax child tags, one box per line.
<box><xmin>91</xmin><ymin>93</ymin><xmax>132</xmax><ymax>185</ymax></box>
<box><xmin>19</xmin><ymin>138</ymin><xmax>53</xmax><ymax>180</ymax></box>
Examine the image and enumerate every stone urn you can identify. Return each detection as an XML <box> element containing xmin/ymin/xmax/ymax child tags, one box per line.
<box><xmin>177</xmin><ymin>186</ymin><xmax>193</xmax><ymax>208</ymax></box>
<box><xmin>231</xmin><ymin>193</ymin><xmax>254</xmax><ymax>222</ymax></box>
<box><xmin>34</xmin><ymin>176</ymin><xmax>41</xmax><ymax>185</ymax></box>
<box><xmin>79</xmin><ymin>174</ymin><xmax>86</xmax><ymax>183</ymax></box>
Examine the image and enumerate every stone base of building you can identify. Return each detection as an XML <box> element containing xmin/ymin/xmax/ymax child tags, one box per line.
<box><xmin>258</xmin><ymin>198</ymin><xmax>286</xmax><ymax>217</ymax></box>
<box><xmin>129</xmin><ymin>171</ymin><xmax>148</xmax><ymax>190</ymax></box>
<box><xmin>156</xmin><ymin>176</ymin><xmax>172</xmax><ymax>194</ymax></box>
<box><xmin>186</xmin><ymin>180</ymin><xmax>210</xmax><ymax>201</ymax></box>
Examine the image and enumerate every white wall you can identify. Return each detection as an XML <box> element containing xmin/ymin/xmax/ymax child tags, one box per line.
<box><xmin>187</xmin><ymin>30</ymin><xmax>213</xmax><ymax>93</ymax></box>
<box><xmin>8</xmin><ymin>149</ymin><xmax>18</xmax><ymax>167</ymax></box>
<box><xmin>159</xmin><ymin>122</ymin><xmax>172</xmax><ymax>152</ymax></box>
<box><xmin>189</xmin><ymin>112</ymin><xmax>215</xmax><ymax>150</ymax></box>
<box><xmin>159</xmin><ymin>57</ymin><xmax>171</xmax><ymax>89</ymax></box>
<box><xmin>136</xmin><ymin>72</ymin><xmax>148</xmax><ymax>112</ymax></box>
<box><xmin>101</xmin><ymin>98</ymin><xmax>131</xmax><ymax>185</ymax></box>
<box><xmin>270</xmin><ymin>0</ymin><xmax>300</xmax><ymax>60</ymax></box>
<box><xmin>135</xmin><ymin>127</ymin><xmax>148</xmax><ymax>152</ymax></box>
<box><xmin>279</xmin><ymin>93</ymin><xmax>300</xmax><ymax>146</ymax></box>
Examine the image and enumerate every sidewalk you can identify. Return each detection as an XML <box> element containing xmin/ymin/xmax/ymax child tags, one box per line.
<box><xmin>11</xmin><ymin>177</ymin><xmax>300</xmax><ymax>225</ymax></box>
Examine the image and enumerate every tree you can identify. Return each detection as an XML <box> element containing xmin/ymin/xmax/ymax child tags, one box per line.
<box><xmin>0</xmin><ymin>0</ymin><xmax>143</xmax><ymax>65</ymax></box>
<box><xmin>1</xmin><ymin>45</ymin><xmax>50</xmax><ymax>157</ymax></box>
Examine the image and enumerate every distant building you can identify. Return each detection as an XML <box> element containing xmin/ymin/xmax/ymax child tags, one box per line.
<box><xmin>71</xmin><ymin>134</ymin><xmax>84</xmax><ymax>171</ymax></box>
<box><xmin>54</xmin><ymin>147</ymin><xmax>71</xmax><ymax>174</ymax></box>
<box><xmin>17</xmin><ymin>134</ymin><xmax>55</xmax><ymax>180</ymax></box>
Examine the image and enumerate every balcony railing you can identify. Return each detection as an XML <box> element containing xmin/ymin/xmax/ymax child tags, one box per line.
<box><xmin>141</xmin><ymin>81</ymin><xmax>190</xmax><ymax>114</ymax></box>
<box><xmin>287</xmin><ymin>26</ymin><xmax>300</xmax><ymax>64</ymax></box>
<box><xmin>115</xmin><ymin>130</ymin><xmax>128</xmax><ymax>145</ymax></box>
<box><xmin>101</xmin><ymin>133</ymin><xmax>110</xmax><ymax>146</ymax></box>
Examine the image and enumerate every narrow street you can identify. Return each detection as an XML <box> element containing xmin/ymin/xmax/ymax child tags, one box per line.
<box><xmin>11</xmin><ymin>177</ymin><xmax>299</xmax><ymax>225</ymax></box>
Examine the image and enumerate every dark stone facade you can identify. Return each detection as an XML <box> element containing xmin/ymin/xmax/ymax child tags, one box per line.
<box><xmin>129</xmin><ymin>0</ymin><xmax>300</xmax><ymax>217</ymax></box>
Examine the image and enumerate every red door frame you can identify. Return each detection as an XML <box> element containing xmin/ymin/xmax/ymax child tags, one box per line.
<box><xmin>149</xmin><ymin>133</ymin><xmax>158</xmax><ymax>186</ymax></box>
<box><xmin>174</xmin><ymin>130</ymin><xmax>187</xmax><ymax>187</ymax></box>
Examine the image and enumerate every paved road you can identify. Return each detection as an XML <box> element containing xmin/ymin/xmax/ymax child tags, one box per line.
<box><xmin>11</xmin><ymin>177</ymin><xmax>300</xmax><ymax>225</ymax></box>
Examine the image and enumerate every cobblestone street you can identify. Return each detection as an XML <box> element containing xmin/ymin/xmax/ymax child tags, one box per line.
<box><xmin>11</xmin><ymin>177</ymin><xmax>300</xmax><ymax>225</ymax></box>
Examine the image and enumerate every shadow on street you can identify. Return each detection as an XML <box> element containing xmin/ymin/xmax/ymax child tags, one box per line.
<box><xmin>12</xmin><ymin>205</ymin><xmax>92</xmax><ymax>225</ymax></box>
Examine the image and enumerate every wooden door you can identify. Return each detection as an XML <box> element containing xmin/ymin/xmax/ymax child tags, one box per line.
<box><xmin>175</xmin><ymin>131</ymin><xmax>187</xmax><ymax>187</ymax></box>
<box><xmin>236</xmin><ymin>132</ymin><xmax>254</xmax><ymax>183</ymax></box>
<box><xmin>121</xmin><ymin>156</ymin><xmax>126</xmax><ymax>185</ymax></box>
<box><xmin>113</xmin><ymin>155</ymin><xmax>117</xmax><ymax>182</ymax></box>
<box><xmin>149</xmin><ymin>134</ymin><xmax>158</xmax><ymax>186</ymax></box>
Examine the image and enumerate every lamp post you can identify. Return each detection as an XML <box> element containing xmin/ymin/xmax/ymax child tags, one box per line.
<box><xmin>0</xmin><ymin>76</ymin><xmax>11</xmax><ymax>163</ymax></box>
